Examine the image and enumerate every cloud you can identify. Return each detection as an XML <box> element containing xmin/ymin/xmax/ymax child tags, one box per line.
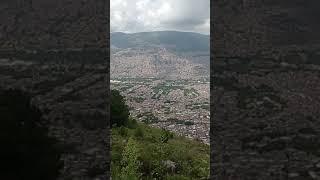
<box><xmin>111</xmin><ymin>0</ymin><xmax>210</xmax><ymax>34</ymax></box>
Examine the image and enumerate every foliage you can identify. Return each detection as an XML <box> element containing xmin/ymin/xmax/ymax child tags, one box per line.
<box><xmin>120</xmin><ymin>137</ymin><xmax>141</xmax><ymax>179</ymax></box>
<box><xmin>118</xmin><ymin>126</ymin><xmax>128</xmax><ymax>137</ymax></box>
<box><xmin>160</xmin><ymin>128</ymin><xmax>173</xmax><ymax>143</ymax></box>
<box><xmin>111</xmin><ymin>89</ymin><xmax>130</xmax><ymax>127</ymax></box>
<box><xmin>111</xmin><ymin>122</ymin><xmax>209</xmax><ymax>179</ymax></box>
<box><xmin>134</xmin><ymin>127</ymin><xmax>144</xmax><ymax>138</ymax></box>
<box><xmin>127</xmin><ymin>117</ymin><xmax>138</xmax><ymax>129</ymax></box>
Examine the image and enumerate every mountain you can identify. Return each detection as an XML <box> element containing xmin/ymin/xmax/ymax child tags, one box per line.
<box><xmin>111</xmin><ymin>31</ymin><xmax>209</xmax><ymax>53</ymax></box>
<box><xmin>110</xmin><ymin>31</ymin><xmax>210</xmax><ymax>80</ymax></box>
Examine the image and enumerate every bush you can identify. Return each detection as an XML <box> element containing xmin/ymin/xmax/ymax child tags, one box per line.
<box><xmin>120</xmin><ymin>137</ymin><xmax>141</xmax><ymax>179</ymax></box>
<box><xmin>160</xmin><ymin>129</ymin><xmax>173</xmax><ymax>143</ymax></box>
<box><xmin>126</xmin><ymin>118</ymin><xmax>137</xmax><ymax>129</ymax></box>
<box><xmin>151</xmin><ymin>160</ymin><xmax>168</xmax><ymax>179</ymax></box>
<box><xmin>134</xmin><ymin>127</ymin><xmax>144</xmax><ymax>138</ymax></box>
<box><xmin>118</xmin><ymin>126</ymin><xmax>128</xmax><ymax>137</ymax></box>
<box><xmin>111</xmin><ymin>122</ymin><xmax>210</xmax><ymax>179</ymax></box>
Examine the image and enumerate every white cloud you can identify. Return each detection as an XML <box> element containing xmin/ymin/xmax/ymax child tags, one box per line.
<box><xmin>110</xmin><ymin>0</ymin><xmax>210</xmax><ymax>34</ymax></box>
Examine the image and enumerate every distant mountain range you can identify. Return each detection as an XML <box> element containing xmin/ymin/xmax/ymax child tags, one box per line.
<box><xmin>111</xmin><ymin>31</ymin><xmax>209</xmax><ymax>53</ymax></box>
<box><xmin>110</xmin><ymin>31</ymin><xmax>210</xmax><ymax>80</ymax></box>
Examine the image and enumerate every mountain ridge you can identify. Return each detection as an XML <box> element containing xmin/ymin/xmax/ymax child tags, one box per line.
<box><xmin>111</xmin><ymin>31</ymin><xmax>209</xmax><ymax>53</ymax></box>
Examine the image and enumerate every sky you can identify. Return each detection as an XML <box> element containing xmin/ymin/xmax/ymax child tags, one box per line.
<box><xmin>111</xmin><ymin>0</ymin><xmax>210</xmax><ymax>35</ymax></box>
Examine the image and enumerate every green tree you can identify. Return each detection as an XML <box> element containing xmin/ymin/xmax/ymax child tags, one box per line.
<box><xmin>111</xmin><ymin>89</ymin><xmax>130</xmax><ymax>127</ymax></box>
<box><xmin>120</xmin><ymin>137</ymin><xmax>141</xmax><ymax>179</ymax></box>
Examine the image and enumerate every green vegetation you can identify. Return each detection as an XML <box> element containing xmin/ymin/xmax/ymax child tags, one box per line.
<box><xmin>111</xmin><ymin>89</ymin><xmax>209</xmax><ymax>179</ymax></box>
<box><xmin>111</xmin><ymin>90</ymin><xmax>130</xmax><ymax>127</ymax></box>
<box><xmin>183</xmin><ymin>88</ymin><xmax>200</xmax><ymax>97</ymax></box>
<box><xmin>111</xmin><ymin>122</ymin><xmax>209</xmax><ymax>179</ymax></box>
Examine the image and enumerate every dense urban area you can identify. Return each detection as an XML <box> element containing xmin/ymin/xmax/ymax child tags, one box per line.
<box><xmin>111</xmin><ymin>77</ymin><xmax>210</xmax><ymax>144</ymax></box>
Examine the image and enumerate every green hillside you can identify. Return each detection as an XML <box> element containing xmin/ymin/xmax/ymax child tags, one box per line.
<box><xmin>111</xmin><ymin>120</ymin><xmax>209</xmax><ymax>180</ymax></box>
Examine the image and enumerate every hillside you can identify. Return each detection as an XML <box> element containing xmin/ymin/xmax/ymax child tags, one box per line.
<box><xmin>111</xmin><ymin>121</ymin><xmax>209</xmax><ymax>179</ymax></box>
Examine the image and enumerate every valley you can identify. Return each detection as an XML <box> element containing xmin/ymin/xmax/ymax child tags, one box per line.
<box><xmin>110</xmin><ymin>31</ymin><xmax>210</xmax><ymax>145</ymax></box>
<box><xmin>111</xmin><ymin>77</ymin><xmax>210</xmax><ymax>144</ymax></box>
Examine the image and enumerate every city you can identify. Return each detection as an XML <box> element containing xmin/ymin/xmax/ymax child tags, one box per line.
<box><xmin>111</xmin><ymin>77</ymin><xmax>210</xmax><ymax>144</ymax></box>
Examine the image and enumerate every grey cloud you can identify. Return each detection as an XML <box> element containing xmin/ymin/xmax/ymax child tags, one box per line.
<box><xmin>162</xmin><ymin>18</ymin><xmax>207</xmax><ymax>29</ymax></box>
<box><xmin>111</xmin><ymin>0</ymin><xmax>210</xmax><ymax>34</ymax></box>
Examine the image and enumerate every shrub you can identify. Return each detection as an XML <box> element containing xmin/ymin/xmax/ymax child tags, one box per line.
<box><xmin>126</xmin><ymin>118</ymin><xmax>137</xmax><ymax>129</ymax></box>
<box><xmin>118</xmin><ymin>126</ymin><xmax>128</xmax><ymax>137</ymax></box>
<box><xmin>160</xmin><ymin>129</ymin><xmax>173</xmax><ymax>143</ymax></box>
<box><xmin>120</xmin><ymin>137</ymin><xmax>141</xmax><ymax>179</ymax></box>
<box><xmin>134</xmin><ymin>127</ymin><xmax>144</xmax><ymax>138</ymax></box>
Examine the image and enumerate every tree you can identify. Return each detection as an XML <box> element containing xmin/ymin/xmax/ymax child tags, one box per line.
<box><xmin>120</xmin><ymin>137</ymin><xmax>141</xmax><ymax>179</ymax></box>
<box><xmin>0</xmin><ymin>89</ymin><xmax>63</xmax><ymax>179</ymax></box>
<box><xmin>111</xmin><ymin>89</ymin><xmax>130</xmax><ymax>127</ymax></box>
